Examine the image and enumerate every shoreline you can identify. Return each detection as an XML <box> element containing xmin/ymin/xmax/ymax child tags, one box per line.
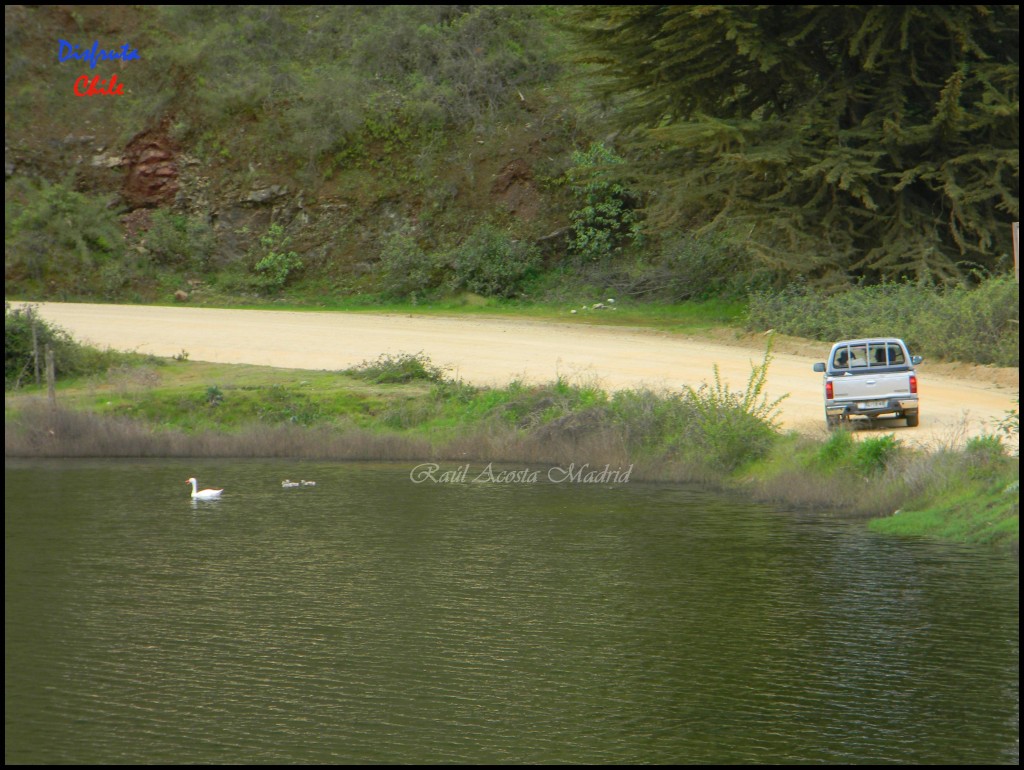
<box><xmin>6</xmin><ymin>399</ymin><xmax>1018</xmax><ymax>551</ymax></box>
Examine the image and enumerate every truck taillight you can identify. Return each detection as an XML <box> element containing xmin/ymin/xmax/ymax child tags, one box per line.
<box><xmin>825</xmin><ymin>380</ymin><xmax>833</xmax><ymax>399</ymax></box>
<box><xmin>909</xmin><ymin>375</ymin><xmax>917</xmax><ymax>394</ymax></box>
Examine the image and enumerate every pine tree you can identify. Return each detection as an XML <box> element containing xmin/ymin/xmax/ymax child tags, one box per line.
<box><xmin>568</xmin><ymin>5</ymin><xmax>1019</xmax><ymax>282</ymax></box>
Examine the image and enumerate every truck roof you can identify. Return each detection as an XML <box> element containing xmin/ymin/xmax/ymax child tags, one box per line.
<box><xmin>830</xmin><ymin>338</ymin><xmax>907</xmax><ymax>347</ymax></box>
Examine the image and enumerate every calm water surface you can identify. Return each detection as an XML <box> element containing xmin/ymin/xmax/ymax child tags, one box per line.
<box><xmin>5</xmin><ymin>459</ymin><xmax>1019</xmax><ymax>764</ymax></box>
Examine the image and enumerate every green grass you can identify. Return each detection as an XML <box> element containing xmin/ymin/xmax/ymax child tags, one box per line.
<box><xmin>64</xmin><ymin>291</ymin><xmax>749</xmax><ymax>335</ymax></box>
<box><xmin>869</xmin><ymin>479</ymin><xmax>1019</xmax><ymax>548</ymax></box>
<box><xmin>741</xmin><ymin>427</ymin><xmax>1019</xmax><ymax>549</ymax></box>
<box><xmin>336</xmin><ymin>296</ymin><xmax>747</xmax><ymax>334</ymax></box>
<box><xmin>14</xmin><ymin>360</ymin><xmax>415</xmax><ymax>432</ymax></box>
<box><xmin>3</xmin><ymin>284</ymin><xmax>747</xmax><ymax>335</ymax></box>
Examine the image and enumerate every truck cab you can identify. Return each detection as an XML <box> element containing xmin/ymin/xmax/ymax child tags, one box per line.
<box><xmin>812</xmin><ymin>338</ymin><xmax>922</xmax><ymax>429</ymax></box>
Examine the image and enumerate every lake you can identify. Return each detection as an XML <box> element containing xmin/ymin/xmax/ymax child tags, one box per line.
<box><xmin>5</xmin><ymin>458</ymin><xmax>1019</xmax><ymax>763</ymax></box>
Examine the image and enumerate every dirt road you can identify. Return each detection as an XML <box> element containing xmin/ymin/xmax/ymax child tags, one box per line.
<box><xmin>11</xmin><ymin>301</ymin><xmax>1019</xmax><ymax>449</ymax></box>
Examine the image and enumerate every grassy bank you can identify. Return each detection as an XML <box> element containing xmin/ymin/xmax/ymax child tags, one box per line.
<box><xmin>5</xmin><ymin>350</ymin><xmax>1018</xmax><ymax>551</ymax></box>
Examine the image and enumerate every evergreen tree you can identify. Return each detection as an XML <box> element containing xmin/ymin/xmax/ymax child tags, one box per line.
<box><xmin>569</xmin><ymin>5</ymin><xmax>1019</xmax><ymax>282</ymax></box>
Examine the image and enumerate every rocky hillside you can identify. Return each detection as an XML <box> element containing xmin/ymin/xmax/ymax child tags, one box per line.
<box><xmin>5</xmin><ymin>6</ymin><xmax>593</xmax><ymax>302</ymax></box>
<box><xmin>9</xmin><ymin>6</ymin><xmax>1015</xmax><ymax>306</ymax></box>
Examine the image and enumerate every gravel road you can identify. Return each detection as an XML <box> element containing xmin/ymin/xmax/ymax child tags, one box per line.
<box><xmin>12</xmin><ymin>301</ymin><xmax>1018</xmax><ymax>449</ymax></box>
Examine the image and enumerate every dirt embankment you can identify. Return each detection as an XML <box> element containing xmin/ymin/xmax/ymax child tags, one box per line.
<box><xmin>10</xmin><ymin>302</ymin><xmax>1019</xmax><ymax>450</ymax></box>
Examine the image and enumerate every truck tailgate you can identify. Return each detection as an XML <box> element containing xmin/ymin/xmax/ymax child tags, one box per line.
<box><xmin>832</xmin><ymin>371</ymin><xmax>912</xmax><ymax>401</ymax></box>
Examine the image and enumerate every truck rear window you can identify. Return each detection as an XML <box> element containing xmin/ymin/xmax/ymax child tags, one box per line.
<box><xmin>831</xmin><ymin>343</ymin><xmax>905</xmax><ymax>369</ymax></box>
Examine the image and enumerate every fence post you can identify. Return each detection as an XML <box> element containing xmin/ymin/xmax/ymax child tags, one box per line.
<box><xmin>29</xmin><ymin>306</ymin><xmax>41</xmax><ymax>385</ymax></box>
<box><xmin>46</xmin><ymin>345</ymin><xmax>56</xmax><ymax>408</ymax></box>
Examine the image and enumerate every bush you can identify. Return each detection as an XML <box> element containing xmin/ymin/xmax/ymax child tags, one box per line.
<box><xmin>256</xmin><ymin>384</ymin><xmax>324</xmax><ymax>426</ymax></box>
<box><xmin>565</xmin><ymin>142</ymin><xmax>642</xmax><ymax>262</ymax></box>
<box><xmin>912</xmin><ymin>277</ymin><xmax>1020</xmax><ymax>366</ymax></box>
<box><xmin>816</xmin><ymin>428</ymin><xmax>855</xmax><ymax>470</ymax></box>
<box><xmin>746</xmin><ymin>276</ymin><xmax>1019</xmax><ymax>366</ymax></box>
<box><xmin>993</xmin><ymin>399</ymin><xmax>1019</xmax><ymax>456</ymax></box>
<box><xmin>677</xmin><ymin>344</ymin><xmax>787</xmax><ymax>470</ymax></box>
<box><xmin>654</xmin><ymin>233</ymin><xmax>757</xmax><ymax>300</ymax></box>
<box><xmin>5</xmin><ymin>304</ymin><xmax>152</xmax><ymax>390</ymax></box>
<box><xmin>345</xmin><ymin>5</ymin><xmax>559</xmax><ymax>127</ymax></box>
<box><xmin>962</xmin><ymin>434</ymin><xmax>1008</xmax><ymax>478</ymax></box>
<box><xmin>376</xmin><ymin>229</ymin><xmax>443</xmax><ymax>300</ymax></box>
<box><xmin>347</xmin><ymin>352</ymin><xmax>449</xmax><ymax>384</ymax></box>
<box><xmin>853</xmin><ymin>434</ymin><xmax>902</xmax><ymax>475</ymax></box>
<box><xmin>6</xmin><ymin>304</ymin><xmax>61</xmax><ymax>389</ymax></box>
<box><xmin>449</xmin><ymin>223</ymin><xmax>540</xmax><ymax>298</ymax></box>
<box><xmin>609</xmin><ymin>388</ymin><xmax>692</xmax><ymax>451</ymax></box>
<box><xmin>5</xmin><ymin>179</ymin><xmax>125</xmax><ymax>295</ymax></box>
<box><xmin>145</xmin><ymin>210</ymin><xmax>217</xmax><ymax>270</ymax></box>
<box><xmin>253</xmin><ymin>224</ymin><xmax>303</xmax><ymax>294</ymax></box>
<box><xmin>157</xmin><ymin>6</ymin><xmax>559</xmax><ymax>165</ymax></box>
<box><xmin>603</xmin><ymin>232</ymin><xmax>770</xmax><ymax>301</ymax></box>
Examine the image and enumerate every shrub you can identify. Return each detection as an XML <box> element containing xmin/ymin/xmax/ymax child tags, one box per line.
<box><xmin>606</xmin><ymin>232</ymin><xmax>771</xmax><ymax>301</ymax></box>
<box><xmin>449</xmin><ymin>223</ymin><xmax>540</xmax><ymax>298</ymax></box>
<box><xmin>5</xmin><ymin>179</ymin><xmax>124</xmax><ymax>294</ymax></box>
<box><xmin>993</xmin><ymin>398</ymin><xmax>1019</xmax><ymax>456</ymax></box>
<box><xmin>852</xmin><ymin>434</ymin><xmax>901</xmax><ymax>475</ymax></box>
<box><xmin>816</xmin><ymin>428</ymin><xmax>855</xmax><ymax>470</ymax></box>
<box><xmin>205</xmin><ymin>385</ymin><xmax>224</xmax><ymax>407</ymax></box>
<box><xmin>157</xmin><ymin>6</ymin><xmax>559</xmax><ymax>165</ymax></box>
<box><xmin>653</xmin><ymin>233</ymin><xmax>758</xmax><ymax>300</ymax></box>
<box><xmin>346</xmin><ymin>5</ymin><xmax>559</xmax><ymax>126</ymax></box>
<box><xmin>678</xmin><ymin>344</ymin><xmax>787</xmax><ymax>470</ymax></box>
<box><xmin>6</xmin><ymin>304</ymin><xmax>62</xmax><ymax>389</ymax></box>
<box><xmin>565</xmin><ymin>142</ymin><xmax>642</xmax><ymax>262</ymax></box>
<box><xmin>962</xmin><ymin>434</ymin><xmax>1008</xmax><ymax>478</ymax></box>
<box><xmin>609</xmin><ymin>388</ymin><xmax>693</xmax><ymax>451</ymax></box>
<box><xmin>347</xmin><ymin>352</ymin><xmax>449</xmax><ymax>384</ymax></box>
<box><xmin>913</xmin><ymin>277</ymin><xmax>1020</xmax><ymax>366</ymax></box>
<box><xmin>257</xmin><ymin>384</ymin><xmax>324</xmax><ymax>425</ymax></box>
<box><xmin>145</xmin><ymin>210</ymin><xmax>217</xmax><ymax>270</ymax></box>
<box><xmin>376</xmin><ymin>229</ymin><xmax>442</xmax><ymax>300</ymax></box>
<box><xmin>746</xmin><ymin>276</ymin><xmax>1019</xmax><ymax>366</ymax></box>
<box><xmin>5</xmin><ymin>304</ymin><xmax>154</xmax><ymax>389</ymax></box>
<box><xmin>253</xmin><ymin>224</ymin><xmax>303</xmax><ymax>294</ymax></box>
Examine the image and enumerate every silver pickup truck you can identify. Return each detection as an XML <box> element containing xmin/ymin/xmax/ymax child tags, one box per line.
<box><xmin>812</xmin><ymin>338</ymin><xmax>922</xmax><ymax>429</ymax></box>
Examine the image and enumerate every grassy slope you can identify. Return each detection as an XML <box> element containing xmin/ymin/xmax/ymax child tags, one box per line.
<box><xmin>4</xmin><ymin>6</ymin><xmax>589</xmax><ymax>303</ymax></box>
<box><xmin>868</xmin><ymin>482</ymin><xmax>1019</xmax><ymax>547</ymax></box>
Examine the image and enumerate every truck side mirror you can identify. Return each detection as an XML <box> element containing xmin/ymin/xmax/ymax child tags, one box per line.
<box><xmin>812</xmin><ymin>362</ymin><xmax>826</xmax><ymax>372</ymax></box>
<box><xmin>911</xmin><ymin>356</ymin><xmax>922</xmax><ymax>365</ymax></box>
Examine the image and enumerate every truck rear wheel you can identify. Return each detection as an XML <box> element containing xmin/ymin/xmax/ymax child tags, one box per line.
<box><xmin>905</xmin><ymin>411</ymin><xmax>919</xmax><ymax>428</ymax></box>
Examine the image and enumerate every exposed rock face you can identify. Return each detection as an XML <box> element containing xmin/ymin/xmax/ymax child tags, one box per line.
<box><xmin>123</xmin><ymin>129</ymin><xmax>179</xmax><ymax>208</ymax></box>
<box><xmin>491</xmin><ymin>158</ymin><xmax>539</xmax><ymax>220</ymax></box>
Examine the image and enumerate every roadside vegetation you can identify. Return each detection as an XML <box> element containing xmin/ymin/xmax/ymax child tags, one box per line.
<box><xmin>747</xmin><ymin>277</ymin><xmax>1020</xmax><ymax>367</ymax></box>
<box><xmin>5</xmin><ymin>309</ymin><xmax>1018</xmax><ymax>550</ymax></box>
<box><xmin>4</xmin><ymin>303</ymin><xmax>161</xmax><ymax>389</ymax></box>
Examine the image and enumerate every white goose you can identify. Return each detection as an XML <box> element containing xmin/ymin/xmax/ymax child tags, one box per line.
<box><xmin>186</xmin><ymin>477</ymin><xmax>223</xmax><ymax>500</ymax></box>
<box><xmin>281</xmin><ymin>479</ymin><xmax>300</xmax><ymax>488</ymax></box>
